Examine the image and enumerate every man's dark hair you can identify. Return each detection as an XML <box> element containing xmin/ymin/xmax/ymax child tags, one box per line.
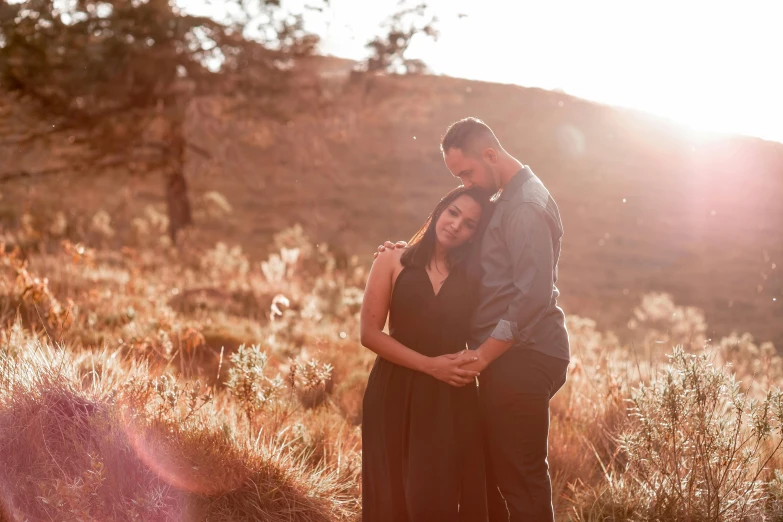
<box><xmin>440</xmin><ymin>117</ymin><xmax>501</xmax><ymax>154</ymax></box>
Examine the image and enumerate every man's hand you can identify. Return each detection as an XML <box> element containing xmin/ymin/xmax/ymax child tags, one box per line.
<box><xmin>425</xmin><ymin>350</ymin><xmax>480</xmax><ymax>387</ymax></box>
<box><xmin>458</xmin><ymin>350</ymin><xmax>490</xmax><ymax>373</ymax></box>
<box><xmin>462</xmin><ymin>337</ymin><xmax>513</xmax><ymax>374</ymax></box>
<box><xmin>373</xmin><ymin>240</ymin><xmax>408</xmax><ymax>259</ymax></box>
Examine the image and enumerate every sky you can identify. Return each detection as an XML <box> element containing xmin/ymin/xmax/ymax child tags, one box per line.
<box><xmin>180</xmin><ymin>0</ymin><xmax>783</xmax><ymax>144</ymax></box>
<box><xmin>303</xmin><ymin>0</ymin><xmax>783</xmax><ymax>144</ymax></box>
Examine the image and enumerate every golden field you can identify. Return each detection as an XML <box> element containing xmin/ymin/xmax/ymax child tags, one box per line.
<box><xmin>3</xmin><ymin>64</ymin><xmax>783</xmax><ymax>521</ymax></box>
<box><xmin>1</xmin><ymin>219</ymin><xmax>781</xmax><ymax>521</ymax></box>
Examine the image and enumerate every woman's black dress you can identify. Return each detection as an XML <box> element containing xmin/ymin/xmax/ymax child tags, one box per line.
<box><xmin>361</xmin><ymin>265</ymin><xmax>488</xmax><ymax>522</ymax></box>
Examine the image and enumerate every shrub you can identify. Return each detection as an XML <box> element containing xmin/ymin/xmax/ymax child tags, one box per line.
<box><xmin>572</xmin><ymin>347</ymin><xmax>783</xmax><ymax>521</ymax></box>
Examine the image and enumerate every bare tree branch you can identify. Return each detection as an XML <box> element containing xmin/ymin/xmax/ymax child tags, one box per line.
<box><xmin>0</xmin><ymin>167</ymin><xmax>68</xmax><ymax>184</ymax></box>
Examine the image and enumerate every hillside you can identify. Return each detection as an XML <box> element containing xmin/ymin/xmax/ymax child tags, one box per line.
<box><xmin>2</xmin><ymin>68</ymin><xmax>782</xmax><ymax>345</ymax></box>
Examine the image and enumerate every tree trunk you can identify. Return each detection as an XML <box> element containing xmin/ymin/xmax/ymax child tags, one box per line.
<box><xmin>166</xmin><ymin>168</ymin><xmax>192</xmax><ymax>241</ymax></box>
<box><xmin>165</xmin><ymin>131</ymin><xmax>192</xmax><ymax>241</ymax></box>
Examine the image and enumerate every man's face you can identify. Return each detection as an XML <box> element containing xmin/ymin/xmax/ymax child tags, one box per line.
<box><xmin>443</xmin><ymin>147</ymin><xmax>499</xmax><ymax>192</ymax></box>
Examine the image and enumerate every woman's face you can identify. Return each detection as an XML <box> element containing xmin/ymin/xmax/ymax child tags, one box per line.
<box><xmin>434</xmin><ymin>194</ymin><xmax>483</xmax><ymax>250</ymax></box>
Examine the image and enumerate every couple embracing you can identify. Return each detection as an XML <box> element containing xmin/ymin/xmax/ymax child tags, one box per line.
<box><xmin>360</xmin><ymin>117</ymin><xmax>570</xmax><ymax>522</ymax></box>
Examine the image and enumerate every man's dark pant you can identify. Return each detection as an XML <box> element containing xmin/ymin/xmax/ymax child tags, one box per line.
<box><xmin>479</xmin><ymin>348</ymin><xmax>569</xmax><ymax>522</ymax></box>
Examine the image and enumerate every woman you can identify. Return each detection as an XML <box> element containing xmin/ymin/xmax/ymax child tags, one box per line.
<box><xmin>360</xmin><ymin>186</ymin><xmax>491</xmax><ymax>522</ymax></box>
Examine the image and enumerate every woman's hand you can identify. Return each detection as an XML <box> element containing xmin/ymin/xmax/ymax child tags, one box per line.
<box><xmin>425</xmin><ymin>350</ymin><xmax>481</xmax><ymax>387</ymax></box>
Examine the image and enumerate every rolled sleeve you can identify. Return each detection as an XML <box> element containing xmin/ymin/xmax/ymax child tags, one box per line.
<box><xmin>490</xmin><ymin>319</ymin><xmax>516</xmax><ymax>342</ymax></box>
<box><xmin>489</xmin><ymin>204</ymin><xmax>555</xmax><ymax>345</ymax></box>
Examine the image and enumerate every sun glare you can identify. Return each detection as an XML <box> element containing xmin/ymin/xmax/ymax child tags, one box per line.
<box><xmin>315</xmin><ymin>0</ymin><xmax>783</xmax><ymax>143</ymax></box>
<box><xmin>177</xmin><ymin>0</ymin><xmax>782</xmax><ymax>142</ymax></box>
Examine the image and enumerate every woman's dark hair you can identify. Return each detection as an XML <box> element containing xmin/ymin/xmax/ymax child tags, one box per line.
<box><xmin>400</xmin><ymin>186</ymin><xmax>493</xmax><ymax>272</ymax></box>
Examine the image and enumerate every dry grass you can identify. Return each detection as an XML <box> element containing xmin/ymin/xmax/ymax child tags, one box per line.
<box><xmin>0</xmin><ymin>222</ymin><xmax>781</xmax><ymax>521</ymax></box>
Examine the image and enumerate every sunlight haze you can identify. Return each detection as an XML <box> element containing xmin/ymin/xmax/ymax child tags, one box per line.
<box><xmin>303</xmin><ymin>0</ymin><xmax>783</xmax><ymax>143</ymax></box>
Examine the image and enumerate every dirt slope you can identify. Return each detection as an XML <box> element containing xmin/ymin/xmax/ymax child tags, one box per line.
<box><xmin>2</xmin><ymin>71</ymin><xmax>782</xmax><ymax>345</ymax></box>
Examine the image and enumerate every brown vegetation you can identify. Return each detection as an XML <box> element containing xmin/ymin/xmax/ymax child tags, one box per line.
<box><xmin>1</xmin><ymin>223</ymin><xmax>781</xmax><ymax>520</ymax></box>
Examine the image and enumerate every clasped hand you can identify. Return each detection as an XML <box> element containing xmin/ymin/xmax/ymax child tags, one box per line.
<box><xmin>426</xmin><ymin>350</ymin><xmax>485</xmax><ymax>387</ymax></box>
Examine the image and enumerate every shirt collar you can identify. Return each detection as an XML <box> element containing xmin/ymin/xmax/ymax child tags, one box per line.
<box><xmin>497</xmin><ymin>166</ymin><xmax>534</xmax><ymax>201</ymax></box>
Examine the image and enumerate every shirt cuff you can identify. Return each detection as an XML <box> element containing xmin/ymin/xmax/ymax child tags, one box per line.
<box><xmin>490</xmin><ymin>319</ymin><xmax>518</xmax><ymax>343</ymax></box>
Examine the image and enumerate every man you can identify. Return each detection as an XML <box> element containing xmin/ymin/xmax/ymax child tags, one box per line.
<box><xmin>377</xmin><ymin>117</ymin><xmax>570</xmax><ymax>521</ymax></box>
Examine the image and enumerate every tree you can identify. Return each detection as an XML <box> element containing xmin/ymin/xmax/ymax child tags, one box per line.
<box><xmin>0</xmin><ymin>0</ymin><xmax>323</xmax><ymax>240</ymax></box>
<box><xmin>364</xmin><ymin>1</ymin><xmax>438</xmax><ymax>75</ymax></box>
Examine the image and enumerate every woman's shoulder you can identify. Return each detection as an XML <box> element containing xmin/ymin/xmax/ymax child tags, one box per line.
<box><xmin>376</xmin><ymin>247</ymin><xmax>407</xmax><ymax>286</ymax></box>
